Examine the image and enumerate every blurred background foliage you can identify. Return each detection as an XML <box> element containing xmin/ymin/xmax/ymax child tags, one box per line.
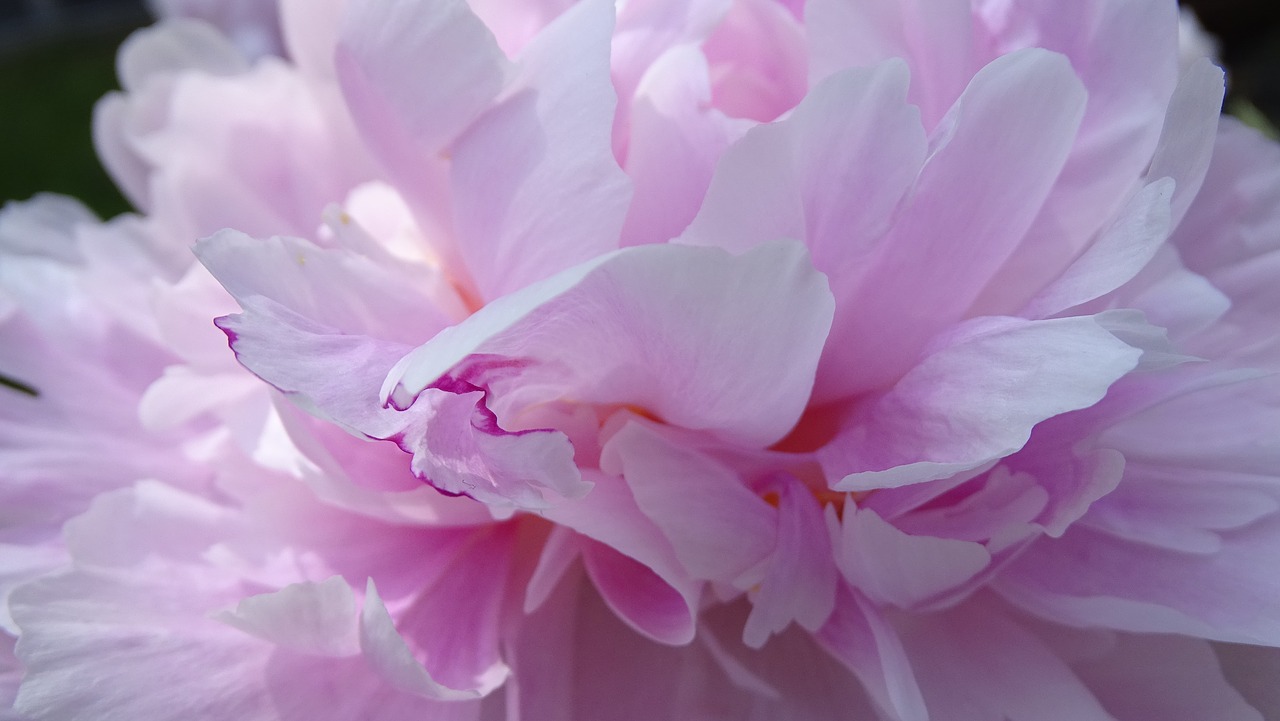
<box><xmin>0</xmin><ymin>29</ymin><xmax>133</xmax><ymax>218</ymax></box>
<box><xmin>0</xmin><ymin>0</ymin><xmax>1278</xmax><ymax>220</ymax></box>
<box><xmin>0</xmin><ymin>0</ymin><xmax>147</xmax><ymax>218</ymax></box>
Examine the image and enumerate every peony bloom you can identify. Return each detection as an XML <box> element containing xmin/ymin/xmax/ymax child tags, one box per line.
<box><xmin>4</xmin><ymin>0</ymin><xmax>1280</xmax><ymax>718</ymax></box>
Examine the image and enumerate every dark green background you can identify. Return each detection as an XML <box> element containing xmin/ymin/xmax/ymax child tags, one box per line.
<box><xmin>0</xmin><ymin>28</ymin><xmax>132</xmax><ymax>218</ymax></box>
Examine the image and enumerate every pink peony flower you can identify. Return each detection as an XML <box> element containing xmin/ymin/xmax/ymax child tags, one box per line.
<box><xmin>3</xmin><ymin>0</ymin><xmax>1280</xmax><ymax>718</ymax></box>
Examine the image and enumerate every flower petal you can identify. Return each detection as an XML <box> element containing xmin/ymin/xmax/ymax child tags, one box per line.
<box><xmin>816</xmin><ymin>587</ymin><xmax>928</xmax><ymax>721</ymax></box>
<box><xmin>830</xmin><ymin>49</ymin><xmax>1087</xmax><ymax>396</ymax></box>
<box><xmin>825</xmin><ymin>315</ymin><xmax>1142</xmax><ymax>491</ymax></box>
<box><xmin>218</xmin><ymin>576</ymin><xmax>361</xmax><ymax>658</ymax></box>
<box><xmin>450</xmin><ymin>0</ymin><xmax>632</xmax><ymax>299</ymax></box>
<box><xmin>836</xmin><ymin>503</ymin><xmax>991</xmax><ymax>610</ymax></box>
<box><xmin>896</xmin><ymin>598</ymin><xmax>1119</xmax><ymax>721</ymax></box>
<box><xmin>360</xmin><ymin>579</ymin><xmax>508</xmax><ymax>700</ymax></box>
<box><xmin>337</xmin><ymin>0</ymin><xmax>508</xmax><ymax>157</ymax></box>
<box><xmin>603</xmin><ymin>420</ymin><xmax>775</xmax><ymax>582</ymax></box>
<box><xmin>386</xmin><ymin>240</ymin><xmax>834</xmax><ymax>448</ymax></box>
<box><xmin>742</xmin><ymin>477</ymin><xmax>838</xmax><ymax>647</ymax></box>
<box><xmin>679</xmin><ymin>60</ymin><xmax>925</xmax><ymax>331</ymax></box>
<box><xmin>582</xmin><ymin>540</ymin><xmax>697</xmax><ymax>646</ymax></box>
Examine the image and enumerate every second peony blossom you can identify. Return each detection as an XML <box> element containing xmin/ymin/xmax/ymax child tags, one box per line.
<box><xmin>4</xmin><ymin>0</ymin><xmax>1280</xmax><ymax>719</ymax></box>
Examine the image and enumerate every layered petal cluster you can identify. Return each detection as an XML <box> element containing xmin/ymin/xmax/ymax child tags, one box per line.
<box><xmin>4</xmin><ymin>0</ymin><xmax>1280</xmax><ymax>719</ymax></box>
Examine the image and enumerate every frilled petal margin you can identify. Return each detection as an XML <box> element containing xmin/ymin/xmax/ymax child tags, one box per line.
<box><xmin>383</xmin><ymin>240</ymin><xmax>834</xmax><ymax>450</ymax></box>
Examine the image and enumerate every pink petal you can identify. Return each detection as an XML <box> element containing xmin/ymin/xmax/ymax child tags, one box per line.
<box><xmin>515</xmin><ymin>580</ymin><xmax>879</xmax><ymax>720</ymax></box>
<box><xmin>742</xmin><ymin>477</ymin><xmax>838</xmax><ymax>647</ymax></box>
<box><xmin>197</xmin><ymin>230</ymin><xmax>452</xmax><ymax>346</ymax></box>
<box><xmin>137</xmin><ymin>62</ymin><xmax>375</xmax><ymax>242</ymax></box>
<box><xmin>998</xmin><ymin>518</ymin><xmax>1280</xmax><ymax>645</ymax></box>
<box><xmin>394</xmin><ymin>380</ymin><xmax>586</xmax><ymax>508</ymax></box>
<box><xmin>1069</xmin><ymin>634</ymin><xmax>1263</xmax><ymax>721</ymax></box>
<box><xmin>1171</xmin><ymin>119</ymin><xmax>1280</xmax><ymax>367</ymax></box>
<box><xmin>468</xmin><ymin>0</ymin><xmax>577</xmax><ymax>57</ymax></box>
<box><xmin>836</xmin><ymin>503</ymin><xmax>991</xmax><ymax>609</ymax></box>
<box><xmin>1021</xmin><ymin>179</ymin><xmax>1174</xmax><ymax>318</ymax></box>
<box><xmin>582</xmin><ymin>540</ymin><xmax>696</xmax><ymax>645</ymax></box>
<box><xmin>11</xmin><ymin>563</ymin><xmax>482</xmax><ymax>721</ymax></box>
<box><xmin>214</xmin><ymin>295</ymin><xmax>413</xmax><ymax>438</ymax></box>
<box><xmin>115</xmin><ymin>19</ymin><xmax>248</xmax><ymax>93</ymax></box>
<box><xmin>972</xmin><ymin>0</ymin><xmax>1182</xmax><ymax>314</ymax></box>
<box><xmin>1217</xmin><ymin>643</ymin><xmax>1280</xmax><ymax>720</ymax></box>
<box><xmin>522</xmin><ymin>526</ymin><xmax>579</xmax><ymax>612</ymax></box>
<box><xmin>1145</xmin><ymin>59</ymin><xmax>1226</xmax><ymax>226</ymax></box>
<box><xmin>679</xmin><ymin>58</ymin><xmax>925</xmax><ymax>292</ymax></box>
<box><xmin>12</xmin><ymin>569</ymin><xmax>273</xmax><ymax>721</ymax></box>
<box><xmin>700</xmin><ymin>0</ymin><xmax>808</xmax><ymax>122</ymax></box>
<box><xmin>896</xmin><ymin>597</ymin><xmax>1119</xmax><ymax>721</ymax></box>
<box><xmin>824</xmin><ymin>315</ymin><xmax>1141</xmax><ymax>491</ymax></box>
<box><xmin>360</xmin><ymin>578</ymin><xmax>508</xmax><ymax>701</ymax></box>
<box><xmin>816</xmin><ymin>587</ymin><xmax>928</xmax><ymax>721</ymax></box>
<box><xmin>337</xmin><ymin>0</ymin><xmax>508</xmax><ymax>156</ymax></box>
<box><xmin>386</xmin><ymin>241</ymin><xmax>833</xmax><ymax>448</ymax></box>
<box><xmin>541</xmin><ymin>471</ymin><xmax>700</xmax><ymax>640</ymax></box>
<box><xmin>94</xmin><ymin>21</ymin><xmax>248</xmax><ymax>210</ymax></box>
<box><xmin>619</xmin><ymin>45</ymin><xmax>747</xmax><ymax>247</ymax></box>
<box><xmin>278</xmin><ymin>0</ymin><xmax>346</xmax><ymax>76</ymax></box>
<box><xmin>218</xmin><ymin>576</ymin><xmax>361</xmax><ymax>657</ymax></box>
<box><xmin>450</xmin><ymin>0</ymin><xmax>632</xmax><ymax>299</ymax></box>
<box><xmin>335</xmin><ymin>0</ymin><xmax>508</xmax><ymax>263</ymax></box>
<box><xmin>887</xmin><ymin>465</ymin><xmax>1049</xmax><ymax>551</ymax></box>
<box><xmin>807</xmin><ymin>0</ymin><xmax>977</xmax><ymax>128</ymax></box>
<box><xmin>602</xmin><ymin>420</ymin><xmax>775</xmax><ymax>582</ymax></box>
<box><xmin>831</xmin><ymin>49</ymin><xmax>1087</xmax><ymax>396</ymax></box>
<box><xmin>610</xmin><ymin>0</ymin><xmax>733</xmax><ymax>161</ymax></box>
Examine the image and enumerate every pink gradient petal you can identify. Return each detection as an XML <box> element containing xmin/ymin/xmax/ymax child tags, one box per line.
<box><xmin>998</xmin><ymin>518</ymin><xmax>1280</xmax><ymax>645</ymax></box>
<box><xmin>1217</xmin><ymin>643</ymin><xmax>1280</xmax><ymax>720</ymax></box>
<box><xmin>610</xmin><ymin>0</ymin><xmax>732</xmax><ymax>161</ymax></box>
<box><xmin>515</xmin><ymin>580</ymin><xmax>881</xmax><ymax>721</ymax></box>
<box><xmin>451</xmin><ymin>0</ymin><xmax>632</xmax><ymax>299</ymax></box>
<box><xmin>583</xmin><ymin>540</ymin><xmax>696</xmax><ymax>646</ymax></box>
<box><xmin>742</xmin><ymin>477</ymin><xmax>838</xmax><ymax>647</ymax></box>
<box><xmin>700</xmin><ymin>0</ymin><xmax>808</xmax><ymax>122</ymax></box>
<box><xmin>130</xmin><ymin>59</ymin><xmax>374</xmax><ymax>243</ymax></box>
<box><xmin>336</xmin><ymin>0</ymin><xmax>508</xmax><ymax>157</ymax></box>
<box><xmin>360</xmin><ymin>579</ymin><xmax>508</xmax><ymax>700</ymax></box>
<box><xmin>386</xmin><ymin>241</ymin><xmax>834</xmax><ymax>448</ymax></box>
<box><xmin>679</xmin><ymin>58</ymin><xmax>924</xmax><ymax>299</ymax></box>
<box><xmin>335</xmin><ymin>0</ymin><xmax>507</xmax><ymax>269</ymax></box>
<box><xmin>278</xmin><ymin>0</ymin><xmax>346</xmax><ymax>77</ymax></box>
<box><xmin>807</xmin><ymin>0</ymin><xmax>976</xmax><ymax>128</ymax></box>
<box><xmin>972</xmin><ymin>0</ymin><xmax>1183</xmax><ymax>314</ymax></box>
<box><xmin>619</xmin><ymin>45</ymin><xmax>747</xmax><ymax>247</ymax></box>
<box><xmin>1067</xmin><ymin>633</ymin><xmax>1263</xmax><ymax>721</ymax></box>
<box><xmin>898</xmin><ymin>597</ymin><xmax>1118</xmax><ymax>721</ymax></box>
<box><xmin>1145</xmin><ymin>59</ymin><xmax>1226</xmax><ymax>226</ymax></box>
<box><xmin>832</xmin><ymin>49</ymin><xmax>1087</xmax><ymax>396</ymax></box>
<box><xmin>213</xmin><ymin>295</ymin><xmax>412</xmax><ymax>438</ymax></box>
<box><xmin>117</xmin><ymin>18</ymin><xmax>249</xmax><ymax>92</ymax></box>
<box><xmin>218</xmin><ymin>576</ymin><xmax>361</xmax><ymax>658</ymax></box>
<box><xmin>603</xmin><ymin>420</ymin><xmax>775</xmax><ymax>582</ymax></box>
<box><xmin>541</xmin><ymin>471</ymin><xmax>700</xmax><ymax>639</ymax></box>
<box><xmin>197</xmin><ymin>230</ymin><xmax>452</xmax><ymax>346</ymax></box>
<box><xmin>468</xmin><ymin>0</ymin><xmax>576</xmax><ymax>57</ymax></box>
<box><xmin>395</xmin><ymin>382</ymin><xmax>586</xmax><ymax>508</ymax></box>
<box><xmin>836</xmin><ymin>502</ymin><xmax>991</xmax><ymax>610</ymax></box>
<box><xmin>816</xmin><ymin>587</ymin><xmax>928</xmax><ymax>721</ymax></box>
<box><xmin>824</xmin><ymin>315</ymin><xmax>1141</xmax><ymax>490</ymax></box>
<box><xmin>1021</xmin><ymin>179</ymin><xmax>1174</xmax><ymax>319</ymax></box>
